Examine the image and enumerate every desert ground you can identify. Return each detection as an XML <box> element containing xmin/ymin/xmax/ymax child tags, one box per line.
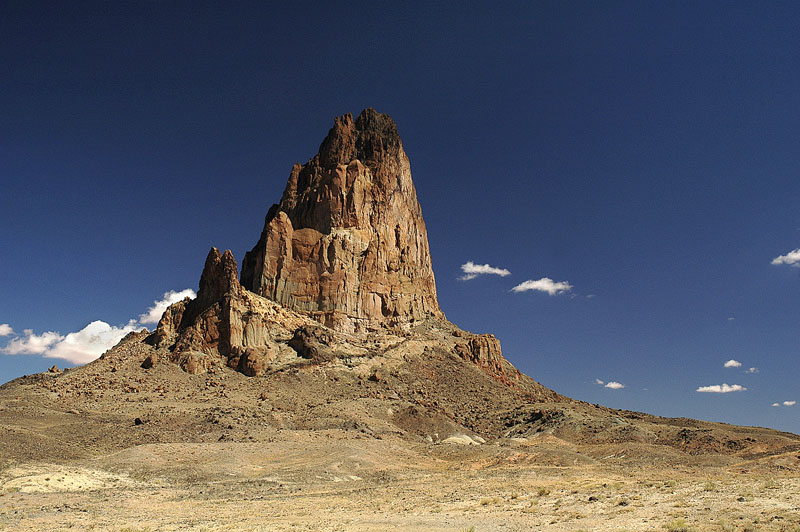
<box><xmin>1</xmin><ymin>330</ymin><xmax>798</xmax><ymax>532</ymax></box>
<box><xmin>1</xmin><ymin>429</ymin><xmax>799</xmax><ymax>531</ymax></box>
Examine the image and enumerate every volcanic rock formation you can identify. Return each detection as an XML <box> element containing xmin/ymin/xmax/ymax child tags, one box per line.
<box><xmin>154</xmin><ymin>109</ymin><xmax>508</xmax><ymax>377</ymax></box>
<box><xmin>241</xmin><ymin>108</ymin><xmax>442</xmax><ymax>332</ymax></box>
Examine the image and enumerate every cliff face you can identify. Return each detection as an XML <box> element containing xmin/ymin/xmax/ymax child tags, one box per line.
<box><xmin>153</xmin><ymin>110</ymin><xmax>510</xmax><ymax>380</ymax></box>
<box><xmin>240</xmin><ymin>108</ymin><xmax>443</xmax><ymax>332</ymax></box>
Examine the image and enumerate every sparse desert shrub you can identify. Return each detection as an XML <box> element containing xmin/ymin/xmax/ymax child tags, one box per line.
<box><xmin>537</xmin><ymin>487</ymin><xmax>551</xmax><ymax>497</ymax></box>
<box><xmin>522</xmin><ymin>500</ymin><xmax>538</xmax><ymax>513</ymax></box>
<box><xmin>665</xmin><ymin>518</ymin><xmax>693</xmax><ymax>532</ymax></box>
<box><xmin>672</xmin><ymin>498</ymin><xmax>693</xmax><ymax>508</ymax></box>
<box><xmin>703</xmin><ymin>480</ymin><xmax>717</xmax><ymax>491</ymax></box>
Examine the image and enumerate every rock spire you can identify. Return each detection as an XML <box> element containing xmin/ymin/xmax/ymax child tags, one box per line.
<box><xmin>240</xmin><ymin>108</ymin><xmax>443</xmax><ymax>332</ymax></box>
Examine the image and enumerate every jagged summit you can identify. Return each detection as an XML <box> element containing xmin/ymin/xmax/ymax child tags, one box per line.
<box><xmin>148</xmin><ymin>110</ymin><xmax>518</xmax><ymax>384</ymax></box>
<box><xmin>241</xmin><ymin>108</ymin><xmax>442</xmax><ymax>332</ymax></box>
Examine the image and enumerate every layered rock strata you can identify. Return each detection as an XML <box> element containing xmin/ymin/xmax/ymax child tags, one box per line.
<box><xmin>240</xmin><ymin>108</ymin><xmax>443</xmax><ymax>332</ymax></box>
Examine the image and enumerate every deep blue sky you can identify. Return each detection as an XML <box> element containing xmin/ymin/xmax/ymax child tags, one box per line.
<box><xmin>1</xmin><ymin>2</ymin><xmax>798</xmax><ymax>433</ymax></box>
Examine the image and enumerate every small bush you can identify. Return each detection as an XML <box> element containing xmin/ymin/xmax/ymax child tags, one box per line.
<box><xmin>666</xmin><ymin>518</ymin><xmax>688</xmax><ymax>531</ymax></box>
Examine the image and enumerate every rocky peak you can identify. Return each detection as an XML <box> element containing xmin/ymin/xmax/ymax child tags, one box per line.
<box><xmin>241</xmin><ymin>108</ymin><xmax>443</xmax><ymax>332</ymax></box>
<box><xmin>317</xmin><ymin>108</ymin><xmax>402</xmax><ymax>171</ymax></box>
<box><xmin>147</xmin><ymin>110</ymin><xmax>519</xmax><ymax>383</ymax></box>
<box><xmin>197</xmin><ymin>247</ymin><xmax>241</xmax><ymax>309</ymax></box>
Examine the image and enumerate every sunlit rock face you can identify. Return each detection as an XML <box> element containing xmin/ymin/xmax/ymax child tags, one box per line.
<box><xmin>240</xmin><ymin>108</ymin><xmax>443</xmax><ymax>332</ymax></box>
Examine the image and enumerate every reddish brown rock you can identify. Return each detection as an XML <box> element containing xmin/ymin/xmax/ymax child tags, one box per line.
<box><xmin>455</xmin><ymin>334</ymin><xmax>514</xmax><ymax>383</ymax></box>
<box><xmin>287</xmin><ymin>325</ymin><xmax>334</xmax><ymax>363</ymax></box>
<box><xmin>150</xmin><ymin>111</ymin><xmax>523</xmax><ymax>382</ymax></box>
<box><xmin>140</xmin><ymin>353</ymin><xmax>157</xmax><ymax>369</ymax></box>
<box><xmin>237</xmin><ymin>346</ymin><xmax>277</xmax><ymax>377</ymax></box>
<box><xmin>241</xmin><ymin>108</ymin><xmax>443</xmax><ymax>332</ymax></box>
<box><xmin>196</xmin><ymin>248</ymin><xmax>241</xmax><ymax>310</ymax></box>
<box><xmin>180</xmin><ymin>351</ymin><xmax>214</xmax><ymax>375</ymax></box>
<box><xmin>153</xmin><ymin>298</ymin><xmax>189</xmax><ymax>349</ymax></box>
<box><xmin>157</xmin><ymin>247</ymin><xmax>283</xmax><ymax>374</ymax></box>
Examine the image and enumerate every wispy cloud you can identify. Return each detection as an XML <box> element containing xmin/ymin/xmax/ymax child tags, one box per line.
<box><xmin>771</xmin><ymin>248</ymin><xmax>800</xmax><ymax>267</ymax></box>
<box><xmin>458</xmin><ymin>261</ymin><xmax>511</xmax><ymax>281</ymax></box>
<box><xmin>605</xmin><ymin>381</ymin><xmax>625</xmax><ymax>390</ymax></box>
<box><xmin>595</xmin><ymin>378</ymin><xmax>604</xmax><ymax>385</ymax></box>
<box><xmin>1</xmin><ymin>288</ymin><xmax>195</xmax><ymax>365</ymax></box>
<box><xmin>139</xmin><ymin>289</ymin><xmax>196</xmax><ymax>324</ymax></box>
<box><xmin>724</xmin><ymin>359</ymin><xmax>742</xmax><ymax>368</ymax></box>
<box><xmin>696</xmin><ymin>383</ymin><xmax>747</xmax><ymax>393</ymax></box>
<box><xmin>0</xmin><ymin>324</ymin><xmax>13</xmax><ymax>337</ymax></box>
<box><xmin>746</xmin><ymin>367</ymin><xmax>759</xmax><ymax>374</ymax></box>
<box><xmin>512</xmin><ymin>277</ymin><xmax>573</xmax><ymax>295</ymax></box>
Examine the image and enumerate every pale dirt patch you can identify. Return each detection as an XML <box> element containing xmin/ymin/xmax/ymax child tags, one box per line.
<box><xmin>0</xmin><ymin>464</ymin><xmax>137</xmax><ymax>493</ymax></box>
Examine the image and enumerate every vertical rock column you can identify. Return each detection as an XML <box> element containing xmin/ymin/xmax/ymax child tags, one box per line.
<box><xmin>241</xmin><ymin>108</ymin><xmax>443</xmax><ymax>332</ymax></box>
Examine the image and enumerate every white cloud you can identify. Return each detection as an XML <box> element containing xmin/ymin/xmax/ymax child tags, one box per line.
<box><xmin>458</xmin><ymin>261</ymin><xmax>511</xmax><ymax>281</ymax></box>
<box><xmin>0</xmin><ymin>321</ymin><xmax>140</xmax><ymax>365</ymax></box>
<box><xmin>605</xmin><ymin>381</ymin><xmax>625</xmax><ymax>389</ymax></box>
<box><xmin>595</xmin><ymin>378</ymin><xmax>604</xmax><ymax>385</ymax></box>
<box><xmin>771</xmin><ymin>248</ymin><xmax>800</xmax><ymax>267</ymax></box>
<box><xmin>0</xmin><ymin>324</ymin><xmax>13</xmax><ymax>336</ymax></box>
<box><xmin>746</xmin><ymin>367</ymin><xmax>759</xmax><ymax>374</ymax></box>
<box><xmin>1</xmin><ymin>287</ymin><xmax>195</xmax><ymax>365</ymax></box>
<box><xmin>512</xmin><ymin>277</ymin><xmax>573</xmax><ymax>295</ymax></box>
<box><xmin>772</xmin><ymin>402</ymin><xmax>780</xmax><ymax>407</ymax></box>
<box><xmin>45</xmin><ymin>320</ymin><xmax>141</xmax><ymax>364</ymax></box>
<box><xmin>724</xmin><ymin>359</ymin><xmax>742</xmax><ymax>368</ymax></box>
<box><xmin>139</xmin><ymin>289</ymin><xmax>196</xmax><ymax>324</ymax></box>
<box><xmin>783</xmin><ymin>400</ymin><xmax>797</xmax><ymax>406</ymax></box>
<box><xmin>696</xmin><ymin>383</ymin><xmax>747</xmax><ymax>393</ymax></box>
<box><xmin>2</xmin><ymin>331</ymin><xmax>63</xmax><ymax>355</ymax></box>
<box><xmin>727</xmin><ymin>317</ymin><xmax>735</xmax><ymax>321</ymax></box>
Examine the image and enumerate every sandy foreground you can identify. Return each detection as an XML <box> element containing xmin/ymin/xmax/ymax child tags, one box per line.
<box><xmin>1</xmin><ymin>429</ymin><xmax>798</xmax><ymax>532</ymax></box>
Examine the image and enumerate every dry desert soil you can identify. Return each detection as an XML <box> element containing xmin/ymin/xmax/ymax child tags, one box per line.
<box><xmin>0</xmin><ymin>324</ymin><xmax>798</xmax><ymax>532</ymax></box>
